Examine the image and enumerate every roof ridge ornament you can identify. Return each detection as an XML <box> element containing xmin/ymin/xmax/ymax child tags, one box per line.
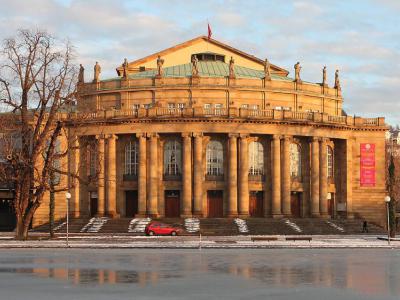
<box><xmin>334</xmin><ymin>69</ymin><xmax>341</xmax><ymax>90</ymax></box>
<box><xmin>229</xmin><ymin>56</ymin><xmax>235</xmax><ymax>79</ymax></box>
<box><xmin>294</xmin><ymin>62</ymin><xmax>301</xmax><ymax>83</ymax></box>
<box><xmin>322</xmin><ymin>66</ymin><xmax>327</xmax><ymax>87</ymax></box>
<box><xmin>191</xmin><ymin>55</ymin><xmax>199</xmax><ymax>77</ymax></box>
<box><xmin>264</xmin><ymin>58</ymin><xmax>271</xmax><ymax>81</ymax></box>
<box><xmin>156</xmin><ymin>55</ymin><xmax>164</xmax><ymax>78</ymax></box>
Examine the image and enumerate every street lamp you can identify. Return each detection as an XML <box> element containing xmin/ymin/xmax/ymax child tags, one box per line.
<box><xmin>65</xmin><ymin>192</ymin><xmax>71</xmax><ymax>247</ymax></box>
<box><xmin>384</xmin><ymin>195</ymin><xmax>391</xmax><ymax>245</ymax></box>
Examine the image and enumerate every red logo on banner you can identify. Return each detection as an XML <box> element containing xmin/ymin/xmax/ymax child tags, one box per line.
<box><xmin>360</xmin><ymin>143</ymin><xmax>375</xmax><ymax>187</ymax></box>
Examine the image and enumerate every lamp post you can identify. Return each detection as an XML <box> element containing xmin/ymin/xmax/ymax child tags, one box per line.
<box><xmin>384</xmin><ymin>195</ymin><xmax>391</xmax><ymax>245</ymax></box>
<box><xmin>65</xmin><ymin>192</ymin><xmax>71</xmax><ymax>247</ymax></box>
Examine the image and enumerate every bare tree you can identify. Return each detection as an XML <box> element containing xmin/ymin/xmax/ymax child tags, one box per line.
<box><xmin>0</xmin><ymin>29</ymin><xmax>76</xmax><ymax>240</ymax></box>
<box><xmin>386</xmin><ymin>138</ymin><xmax>400</xmax><ymax>237</ymax></box>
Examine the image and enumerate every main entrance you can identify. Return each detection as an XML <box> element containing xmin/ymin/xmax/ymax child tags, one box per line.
<box><xmin>125</xmin><ymin>190</ymin><xmax>138</xmax><ymax>217</ymax></box>
<box><xmin>291</xmin><ymin>192</ymin><xmax>301</xmax><ymax>217</ymax></box>
<box><xmin>0</xmin><ymin>198</ymin><xmax>16</xmax><ymax>231</ymax></box>
<box><xmin>249</xmin><ymin>191</ymin><xmax>264</xmax><ymax>217</ymax></box>
<box><xmin>90</xmin><ymin>192</ymin><xmax>98</xmax><ymax>217</ymax></box>
<box><xmin>165</xmin><ymin>190</ymin><xmax>180</xmax><ymax>218</ymax></box>
<box><xmin>207</xmin><ymin>190</ymin><xmax>223</xmax><ymax>217</ymax></box>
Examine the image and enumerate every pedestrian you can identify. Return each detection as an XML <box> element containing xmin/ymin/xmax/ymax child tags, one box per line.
<box><xmin>362</xmin><ymin>221</ymin><xmax>368</xmax><ymax>233</ymax></box>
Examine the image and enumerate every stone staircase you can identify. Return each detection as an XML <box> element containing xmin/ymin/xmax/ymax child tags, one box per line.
<box><xmin>246</xmin><ymin>218</ymin><xmax>299</xmax><ymax>235</ymax></box>
<box><xmin>56</xmin><ymin>217</ymin><xmax>91</xmax><ymax>233</ymax></box>
<box><xmin>331</xmin><ymin>219</ymin><xmax>385</xmax><ymax>235</ymax></box>
<box><xmin>100</xmin><ymin>218</ymin><xmax>132</xmax><ymax>233</ymax></box>
<box><xmin>199</xmin><ymin>218</ymin><xmax>239</xmax><ymax>236</ymax></box>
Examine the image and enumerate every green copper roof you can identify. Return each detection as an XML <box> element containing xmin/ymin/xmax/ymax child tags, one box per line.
<box><xmin>127</xmin><ymin>61</ymin><xmax>293</xmax><ymax>81</ymax></box>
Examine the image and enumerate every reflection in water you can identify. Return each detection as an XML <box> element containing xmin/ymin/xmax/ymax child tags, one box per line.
<box><xmin>0</xmin><ymin>250</ymin><xmax>399</xmax><ymax>298</ymax></box>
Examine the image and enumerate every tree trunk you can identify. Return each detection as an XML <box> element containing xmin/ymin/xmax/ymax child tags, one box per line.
<box><xmin>49</xmin><ymin>190</ymin><xmax>55</xmax><ymax>238</ymax></box>
<box><xmin>389</xmin><ymin>200</ymin><xmax>397</xmax><ymax>238</ymax></box>
<box><xmin>15</xmin><ymin>217</ymin><xmax>26</xmax><ymax>240</ymax></box>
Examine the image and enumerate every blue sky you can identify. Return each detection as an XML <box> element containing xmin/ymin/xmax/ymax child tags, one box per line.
<box><xmin>0</xmin><ymin>0</ymin><xmax>399</xmax><ymax>124</ymax></box>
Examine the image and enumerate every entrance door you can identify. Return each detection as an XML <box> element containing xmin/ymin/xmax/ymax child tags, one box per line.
<box><xmin>0</xmin><ymin>199</ymin><xmax>16</xmax><ymax>231</ymax></box>
<box><xmin>207</xmin><ymin>190</ymin><xmax>223</xmax><ymax>218</ymax></box>
<box><xmin>249</xmin><ymin>191</ymin><xmax>264</xmax><ymax>217</ymax></box>
<box><xmin>328</xmin><ymin>193</ymin><xmax>334</xmax><ymax>218</ymax></box>
<box><xmin>165</xmin><ymin>190</ymin><xmax>180</xmax><ymax>218</ymax></box>
<box><xmin>290</xmin><ymin>193</ymin><xmax>301</xmax><ymax>217</ymax></box>
<box><xmin>90</xmin><ymin>192</ymin><xmax>98</xmax><ymax>217</ymax></box>
<box><xmin>125</xmin><ymin>190</ymin><xmax>138</xmax><ymax>217</ymax></box>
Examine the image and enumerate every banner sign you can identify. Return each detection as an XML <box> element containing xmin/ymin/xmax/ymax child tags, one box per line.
<box><xmin>360</xmin><ymin>143</ymin><xmax>375</xmax><ymax>187</ymax></box>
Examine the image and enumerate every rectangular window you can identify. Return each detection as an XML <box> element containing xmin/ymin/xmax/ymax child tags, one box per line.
<box><xmin>132</xmin><ymin>104</ymin><xmax>140</xmax><ymax>110</ymax></box>
<box><xmin>251</xmin><ymin>104</ymin><xmax>259</xmax><ymax>110</ymax></box>
<box><xmin>167</xmin><ymin>103</ymin><xmax>175</xmax><ymax>109</ymax></box>
<box><xmin>177</xmin><ymin>103</ymin><xmax>185</xmax><ymax>110</ymax></box>
<box><xmin>241</xmin><ymin>104</ymin><xmax>249</xmax><ymax>109</ymax></box>
<box><xmin>214</xmin><ymin>103</ymin><xmax>223</xmax><ymax>109</ymax></box>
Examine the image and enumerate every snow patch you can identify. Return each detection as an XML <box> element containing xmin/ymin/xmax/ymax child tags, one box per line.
<box><xmin>284</xmin><ymin>219</ymin><xmax>302</xmax><ymax>233</ymax></box>
<box><xmin>234</xmin><ymin>218</ymin><xmax>249</xmax><ymax>233</ymax></box>
<box><xmin>54</xmin><ymin>222</ymin><xmax>66</xmax><ymax>232</ymax></box>
<box><xmin>80</xmin><ymin>217</ymin><xmax>109</xmax><ymax>233</ymax></box>
<box><xmin>184</xmin><ymin>218</ymin><xmax>200</xmax><ymax>233</ymax></box>
<box><xmin>326</xmin><ymin>220</ymin><xmax>345</xmax><ymax>232</ymax></box>
<box><xmin>131</xmin><ymin>218</ymin><xmax>151</xmax><ymax>233</ymax></box>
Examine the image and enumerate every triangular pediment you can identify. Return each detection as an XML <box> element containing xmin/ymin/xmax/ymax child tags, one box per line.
<box><xmin>116</xmin><ymin>36</ymin><xmax>289</xmax><ymax>77</ymax></box>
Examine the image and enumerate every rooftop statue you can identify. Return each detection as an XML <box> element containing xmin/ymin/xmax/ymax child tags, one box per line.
<box><xmin>157</xmin><ymin>55</ymin><xmax>165</xmax><ymax>77</ymax></box>
<box><xmin>335</xmin><ymin>69</ymin><xmax>341</xmax><ymax>89</ymax></box>
<box><xmin>122</xmin><ymin>58</ymin><xmax>128</xmax><ymax>79</ymax></box>
<box><xmin>294</xmin><ymin>62</ymin><xmax>301</xmax><ymax>82</ymax></box>
<box><xmin>264</xmin><ymin>58</ymin><xmax>271</xmax><ymax>80</ymax></box>
<box><xmin>191</xmin><ymin>56</ymin><xmax>199</xmax><ymax>77</ymax></box>
<box><xmin>78</xmin><ymin>64</ymin><xmax>84</xmax><ymax>84</ymax></box>
<box><xmin>229</xmin><ymin>56</ymin><xmax>235</xmax><ymax>78</ymax></box>
<box><xmin>322</xmin><ymin>66</ymin><xmax>327</xmax><ymax>86</ymax></box>
<box><xmin>93</xmin><ymin>61</ymin><xmax>101</xmax><ymax>83</ymax></box>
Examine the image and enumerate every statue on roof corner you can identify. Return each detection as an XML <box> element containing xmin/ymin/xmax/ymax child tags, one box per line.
<box><xmin>191</xmin><ymin>55</ymin><xmax>199</xmax><ymax>77</ymax></box>
<box><xmin>264</xmin><ymin>58</ymin><xmax>271</xmax><ymax>80</ymax></box>
<box><xmin>229</xmin><ymin>56</ymin><xmax>235</xmax><ymax>78</ymax></box>
<box><xmin>93</xmin><ymin>61</ymin><xmax>101</xmax><ymax>83</ymax></box>
<box><xmin>78</xmin><ymin>64</ymin><xmax>84</xmax><ymax>84</ymax></box>
<box><xmin>122</xmin><ymin>58</ymin><xmax>128</xmax><ymax>79</ymax></box>
<box><xmin>294</xmin><ymin>62</ymin><xmax>301</xmax><ymax>83</ymax></box>
<box><xmin>157</xmin><ymin>55</ymin><xmax>164</xmax><ymax>77</ymax></box>
<box><xmin>322</xmin><ymin>66</ymin><xmax>327</xmax><ymax>86</ymax></box>
<box><xmin>334</xmin><ymin>69</ymin><xmax>341</xmax><ymax>90</ymax></box>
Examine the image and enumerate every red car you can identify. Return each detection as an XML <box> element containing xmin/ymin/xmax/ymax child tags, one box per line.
<box><xmin>145</xmin><ymin>222</ymin><xmax>182</xmax><ymax>236</ymax></box>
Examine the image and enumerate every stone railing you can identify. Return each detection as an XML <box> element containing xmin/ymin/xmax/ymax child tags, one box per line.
<box><xmin>61</xmin><ymin>107</ymin><xmax>386</xmax><ymax>128</ymax></box>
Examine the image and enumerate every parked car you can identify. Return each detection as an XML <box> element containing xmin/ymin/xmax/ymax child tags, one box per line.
<box><xmin>145</xmin><ymin>222</ymin><xmax>182</xmax><ymax>236</ymax></box>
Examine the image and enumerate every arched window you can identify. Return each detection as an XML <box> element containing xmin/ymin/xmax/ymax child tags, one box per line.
<box><xmin>290</xmin><ymin>143</ymin><xmax>301</xmax><ymax>178</ymax></box>
<box><xmin>164</xmin><ymin>140</ymin><xmax>182</xmax><ymax>176</ymax></box>
<box><xmin>249</xmin><ymin>141</ymin><xmax>264</xmax><ymax>175</ymax></box>
<box><xmin>327</xmin><ymin>146</ymin><xmax>334</xmax><ymax>178</ymax></box>
<box><xmin>206</xmin><ymin>140</ymin><xmax>224</xmax><ymax>176</ymax></box>
<box><xmin>125</xmin><ymin>140</ymin><xmax>138</xmax><ymax>175</ymax></box>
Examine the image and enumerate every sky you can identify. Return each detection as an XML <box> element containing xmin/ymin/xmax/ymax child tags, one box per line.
<box><xmin>0</xmin><ymin>0</ymin><xmax>399</xmax><ymax>124</ymax></box>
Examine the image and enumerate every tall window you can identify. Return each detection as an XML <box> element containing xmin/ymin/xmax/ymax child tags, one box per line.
<box><xmin>249</xmin><ymin>141</ymin><xmax>264</xmax><ymax>175</ymax></box>
<box><xmin>327</xmin><ymin>146</ymin><xmax>334</xmax><ymax>178</ymax></box>
<box><xmin>125</xmin><ymin>140</ymin><xmax>139</xmax><ymax>175</ymax></box>
<box><xmin>164</xmin><ymin>140</ymin><xmax>182</xmax><ymax>176</ymax></box>
<box><xmin>290</xmin><ymin>143</ymin><xmax>301</xmax><ymax>178</ymax></box>
<box><xmin>89</xmin><ymin>147</ymin><xmax>97</xmax><ymax>177</ymax></box>
<box><xmin>206</xmin><ymin>140</ymin><xmax>224</xmax><ymax>176</ymax></box>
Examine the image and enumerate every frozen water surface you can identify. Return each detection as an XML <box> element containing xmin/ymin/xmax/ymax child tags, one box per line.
<box><xmin>0</xmin><ymin>249</ymin><xmax>399</xmax><ymax>300</ymax></box>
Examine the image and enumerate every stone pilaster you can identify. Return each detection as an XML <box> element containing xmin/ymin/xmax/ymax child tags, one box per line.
<box><xmin>106</xmin><ymin>134</ymin><xmax>118</xmax><ymax>218</ymax></box>
<box><xmin>311</xmin><ymin>137</ymin><xmax>320</xmax><ymax>217</ymax></box>
<box><xmin>148</xmin><ymin>133</ymin><xmax>159</xmax><ymax>217</ymax></box>
<box><xmin>319</xmin><ymin>138</ymin><xmax>329</xmax><ymax>217</ymax></box>
<box><xmin>193</xmin><ymin>133</ymin><xmax>203</xmax><ymax>216</ymax></box>
<box><xmin>282</xmin><ymin>136</ymin><xmax>292</xmax><ymax>216</ymax></box>
<box><xmin>96</xmin><ymin>135</ymin><xmax>105</xmax><ymax>216</ymax></box>
<box><xmin>271</xmin><ymin>135</ymin><xmax>282</xmax><ymax>217</ymax></box>
<box><xmin>228</xmin><ymin>134</ymin><xmax>238</xmax><ymax>217</ymax></box>
<box><xmin>137</xmin><ymin>133</ymin><xmax>147</xmax><ymax>216</ymax></box>
<box><xmin>238</xmin><ymin>134</ymin><xmax>249</xmax><ymax>217</ymax></box>
<box><xmin>346</xmin><ymin>138</ymin><xmax>354</xmax><ymax>218</ymax></box>
<box><xmin>70</xmin><ymin>136</ymin><xmax>80</xmax><ymax>218</ymax></box>
<box><xmin>181</xmin><ymin>133</ymin><xmax>192</xmax><ymax>217</ymax></box>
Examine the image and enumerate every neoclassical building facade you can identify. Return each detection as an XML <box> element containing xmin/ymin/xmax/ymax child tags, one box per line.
<box><xmin>28</xmin><ymin>36</ymin><xmax>388</xmax><ymax>226</ymax></box>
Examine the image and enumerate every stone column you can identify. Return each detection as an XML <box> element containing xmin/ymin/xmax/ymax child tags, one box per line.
<box><xmin>228</xmin><ymin>134</ymin><xmax>238</xmax><ymax>217</ymax></box>
<box><xmin>96</xmin><ymin>135</ymin><xmax>105</xmax><ymax>216</ymax></box>
<box><xmin>181</xmin><ymin>133</ymin><xmax>192</xmax><ymax>217</ymax></box>
<box><xmin>137</xmin><ymin>133</ymin><xmax>147</xmax><ymax>216</ymax></box>
<box><xmin>282</xmin><ymin>136</ymin><xmax>291</xmax><ymax>216</ymax></box>
<box><xmin>238</xmin><ymin>134</ymin><xmax>249</xmax><ymax>216</ymax></box>
<box><xmin>193</xmin><ymin>133</ymin><xmax>203</xmax><ymax>216</ymax></box>
<box><xmin>319</xmin><ymin>138</ymin><xmax>329</xmax><ymax>217</ymax></box>
<box><xmin>148</xmin><ymin>133</ymin><xmax>159</xmax><ymax>217</ymax></box>
<box><xmin>70</xmin><ymin>136</ymin><xmax>80</xmax><ymax>218</ymax></box>
<box><xmin>311</xmin><ymin>137</ymin><xmax>320</xmax><ymax>217</ymax></box>
<box><xmin>106</xmin><ymin>134</ymin><xmax>118</xmax><ymax>217</ymax></box>
<box><xmin>271</xmin><ymin>135</ymin><xmax>282</xmax><ymax>217</ymax></box>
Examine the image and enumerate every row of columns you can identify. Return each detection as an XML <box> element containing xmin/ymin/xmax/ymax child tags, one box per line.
<box><xmin>71</xmin><ymin>133</ymin><xmax>332</xmax><ymax>218</ymax></box>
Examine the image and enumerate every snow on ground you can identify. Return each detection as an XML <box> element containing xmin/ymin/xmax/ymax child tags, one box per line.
<box><xmin>54</xmin><ymin>222</ymin><xmax>66</xmax><ymax>232</ymax></box>
<box><xmin>184</xmin><ymin>218</ymin><xmax>200</xmax><ymax>233</ymax></box>
<box><xmin>326</xmin><ymin>220</ymin><xmax>345</xmax><ymax>233</ymax></box>
<box><xmin>127</xmin><ymin>218</ymin><xmax>139</xmax><ymax>233</ymax></box>
<box><xmin>284</xmin><ymin>219</ymin><xmax>302</xmax><ymax>233</ymax></box>
<box><xmin>234</xmin><ymin>218</ymin><xmax>249</xmax><ymax>233</ymax></box>
<box><xmin>131</xmin><ymin>218</ymin><xmax>151</xmax><ymax>233</ymax></box>
<box><xmin>80</xmin><ymin>217</ymin><xmax>109</xmax><ymax>233</ymax></box>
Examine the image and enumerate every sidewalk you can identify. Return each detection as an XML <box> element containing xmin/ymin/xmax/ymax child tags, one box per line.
<box><xmin>0</xmin><ymin>234</ymin><xmax>399</xmax><ymax>249</ymax></box>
